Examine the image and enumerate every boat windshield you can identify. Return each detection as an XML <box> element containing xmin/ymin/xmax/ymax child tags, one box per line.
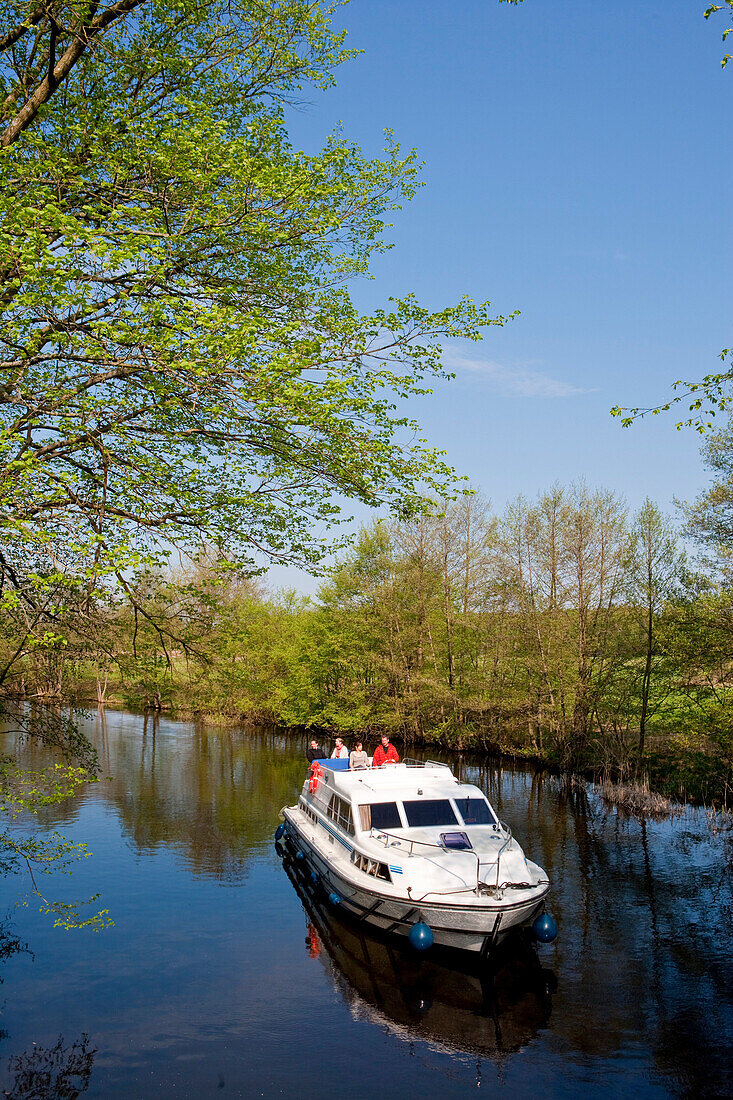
<box><xmin>402</xmin><ymin>799</ymin><xmax>459</xmax><ymax>828</ymax></box>
<box><xmin>359</xmin><ymin>802</ymin><xmax>402</xmax><ymax>831</ymax></box>
<box><xmin>455</xmin><ymin>796</ymin><xmax>496</xmax><ymax>826</ymax></box>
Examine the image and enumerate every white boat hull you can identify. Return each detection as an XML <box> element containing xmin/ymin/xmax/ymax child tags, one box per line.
<box><xmin>281</xmin><ymin>809</ymin><xmax>549</xmax><ymax>955</ymax></box>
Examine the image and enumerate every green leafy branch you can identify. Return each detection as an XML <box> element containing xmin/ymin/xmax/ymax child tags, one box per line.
<box><xmin>704</xmin><ymin>3</ymin><xmax>733</xmax><ymax>67</ymax></box>
<box><xmin>1</xmin><ymin>752</ymin><xmax>112</xmax><ymax>929</ymax></box>
<box><xmin>3</xmin><ymin>829</ymin><xmax>113</xmax><ymax>929</ymax></box>
<box><xmin>611</xmin><ymin>348</ymin><xmax>733</xmax><ymax>433</ymax></box>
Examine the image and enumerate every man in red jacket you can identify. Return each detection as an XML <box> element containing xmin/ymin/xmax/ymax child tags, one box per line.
<box><xmin>372</xmin><ymin>735</ymin><xmax>399</xmax><ymax>767</ymax></box>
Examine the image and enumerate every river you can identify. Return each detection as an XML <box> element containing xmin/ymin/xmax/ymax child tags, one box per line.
<box><xmin>1</xmin><ymin>709</ymin><xmax>731</xmax><ymax>1098</ymax></box>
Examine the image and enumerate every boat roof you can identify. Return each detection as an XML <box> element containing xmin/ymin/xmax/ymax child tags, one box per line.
<box><xmin>314</xmin><ymin>760</ymin><xmax>481</xmax><ymax>803</ymax></box>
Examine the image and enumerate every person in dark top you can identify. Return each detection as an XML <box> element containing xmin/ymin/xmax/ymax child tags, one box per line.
<box><xmin>306</xmin><ymin>738</ymin><xmax>324</xmax><ymax>764</ymax></box>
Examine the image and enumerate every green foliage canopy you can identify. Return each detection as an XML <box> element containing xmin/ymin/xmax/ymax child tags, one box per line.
<box><xmin>0</xmin><ymin>0</ymin><xmax>507</xmax><ymax>607</ymax></box>
<box><xmin>683</xmin><ymin>422</ymin><xmax>733</xmax><ymax>557</ymax></box>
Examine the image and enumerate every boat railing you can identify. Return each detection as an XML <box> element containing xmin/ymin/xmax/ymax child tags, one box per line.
<box><xmin>494</xmin><ymin>821</ymin><xmax>514</xmax><ymax>890</ymax></box>
<box><xmin>370</xmin><ymin>822</ymin><xmax>513</xmax><ymax>894</ymax></box>
<box><xmin>401</xmin><ymin>758</ymin><xmax>452</xmax><ymax>769</ymax></box>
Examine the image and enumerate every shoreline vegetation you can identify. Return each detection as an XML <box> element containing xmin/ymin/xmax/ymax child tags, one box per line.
<box><xmin>7</xmin><ymin>698</ymin><xmax>732</xmax><ymax>826</ymax></box>
<box><xmin>3</xmin><ymin>486</ymin><xmax>731</xmax><ymax>811</ymax></box>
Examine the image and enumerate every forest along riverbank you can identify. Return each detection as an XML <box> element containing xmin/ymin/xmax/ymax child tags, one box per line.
<box><xmin>4</xmin><ymin>490</ymin><xmax>732</xmax><ymax>806</ymax></box>
<box><xmin>1</xmin><ymin>710</ymin><xmax>731</xmax><ymax>1100</ymax></box>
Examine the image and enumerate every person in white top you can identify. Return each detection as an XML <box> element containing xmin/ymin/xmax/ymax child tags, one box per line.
<box><xmin>330</xmin><ymin>737</ymin><xmax>349</xmax><ymax>759</ymax></box>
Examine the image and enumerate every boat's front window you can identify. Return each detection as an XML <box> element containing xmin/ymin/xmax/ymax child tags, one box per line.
<box><xmin>455</xmin><ymin>796</ymin><xmax>497</xmax><ymax>826</ymax></box>
<box><xmin>359</xmin><ymin>802</ymin><xmax>402</xmax><ymax>831</ymax></box>
<box><xmin>402</xmin><ymin>799</ymin><xmax>459</xmax><ymax>828</ymax></box>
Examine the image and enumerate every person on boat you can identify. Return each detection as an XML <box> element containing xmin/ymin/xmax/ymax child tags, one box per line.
<box><xmin>372</xmin><ymin>736</ymin><xmax>399</xmax><ymax>767</ymax></box>
<box><xmin>349</xmin><ymin>741</ymin><xmax>369</xmax><ymax>770</ymax></box>
<box><xmin>330</xmin><ymin>737</ymin><xmax>349</xmax><ymax>759</ymax></box>
<box><xmin>306</xmin><ymin>738</ymin><xmax>324</xmax><ymax>764</ymax></box>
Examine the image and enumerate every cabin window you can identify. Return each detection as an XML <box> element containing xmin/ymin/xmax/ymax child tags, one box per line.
<box><xmin>455</xmin><ymin>797</ymin><xmax>496</xmax><ymax>826</ymax></box>
<box><xmin>350</xmin><ymin>851</ymin><xmax>391</xmax><ymax>881</ymax></box>
<box><xmin>300</xmin><ymin>797</ymin><xmax>319</xmax><ymax>824</ymax></box>
<box><xmin>359</xmin><ymin>802</ymin><xmax>402</xmax><ymax>831</ymax></box>
<box><xmin>327</xmin><ymin>793</ymin><xmax>354</xmax><ymax>835</ymax></box>
<box><xmin>402</xmin><ymin>799</ymin><xmax>459</xmax><ymax>828</ymax></box>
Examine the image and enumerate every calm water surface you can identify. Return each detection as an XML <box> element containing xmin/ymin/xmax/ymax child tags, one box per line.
<box><xmin>1</xmin><ymin>711</ymin><xmax>732</xmax><ymax>1099</ymax></box>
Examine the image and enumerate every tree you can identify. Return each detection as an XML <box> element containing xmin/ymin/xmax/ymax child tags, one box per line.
<box><xmin>0</xmin><ymin>0</ymin><xmax>512</xmax><ymax>687</ymax></box>
<box><xmin>625</xmin><ymin>499</ymin><xmax>683</xmax><ymax>763</ymax></box>
<box><xmin>683</xmin><ymin>421</ymin><xmax>733</xmax><ymax>565</ymax></box>
<box><xmin>494</xmin><ymin>485</ymin><xmax>630</xmax><ymax>767</ymax></box>
<box><xmin>1</xmin><ymin>707</ymin><xmax>112</xmax><ymax>929</ymax></box>
<box><xmin>0</xmin><ymin>1</ymin><xmax>505</xmax><ymax>605</ymax></box>
<box><xmin>1</xmin><ymin>1</ymin><xmax>150</xmax><ymax>146</ymax></box>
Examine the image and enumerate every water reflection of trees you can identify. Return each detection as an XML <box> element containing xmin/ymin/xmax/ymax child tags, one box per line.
<box><xmin>4</xmin><ymin>1034</ymin><xmax>95</xmax><ymax>1100</ymax></box>
<box><xmin>4</xmin><ymin>715</ymin><xmax>731</xmax><ymax>1097</ymax></box>
<box><xmin>531</xmin><ymin>776</ymin><xmax>731</xmax><ymax>1100</ymax></box>
<box><xmin>0</xmin><ymin>916</ymin><xmax>31</xmax><ymax>982</ymax></box>
<box><xmin>437</xmin><ymin>756</ymin><xmax>732</xmax><ymax>1098</ymax></box>
<box><xmin>5</xmin><ymin>711</ymin><xmax>308</xmax><ymax>884</ymax></box>
<box><xmin>104</xmin><ymin>723</ymin><xmax>732</xmax><ymax>1096</ymax></box>
<box><xmin>113</xmin><ymin>716</ymin><xmax>307</xmax><ymax>882</ymax></box>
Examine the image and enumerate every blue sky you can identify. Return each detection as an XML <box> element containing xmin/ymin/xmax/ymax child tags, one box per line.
<box><xmin>271</xmin><ymin>0</ymin><xmax>731</xmax><ymax>591</ymax></box>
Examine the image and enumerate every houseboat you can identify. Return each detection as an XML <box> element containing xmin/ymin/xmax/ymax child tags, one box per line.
<box><xmin>277</xmin><ymin>758</ymin><xmax>553</xmax><ymax>955</ymax></box>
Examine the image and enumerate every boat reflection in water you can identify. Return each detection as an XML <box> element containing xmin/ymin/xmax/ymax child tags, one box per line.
<box><xmin>281</xmin><ymin>845</ymin><xmax>556</xmax><ymax>1061</ymax></box>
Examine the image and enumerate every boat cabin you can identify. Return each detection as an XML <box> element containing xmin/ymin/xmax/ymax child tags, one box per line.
<box><xmin>300</xmin><ymin>760</ymin><xmax>500</xmax><ymax>860</ymax></box>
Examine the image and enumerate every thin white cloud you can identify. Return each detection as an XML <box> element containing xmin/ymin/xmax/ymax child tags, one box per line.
<box><xmin>443</xmin><ymin>352</ymin><xmax>593</xmax><ymax>398</ymax></box>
